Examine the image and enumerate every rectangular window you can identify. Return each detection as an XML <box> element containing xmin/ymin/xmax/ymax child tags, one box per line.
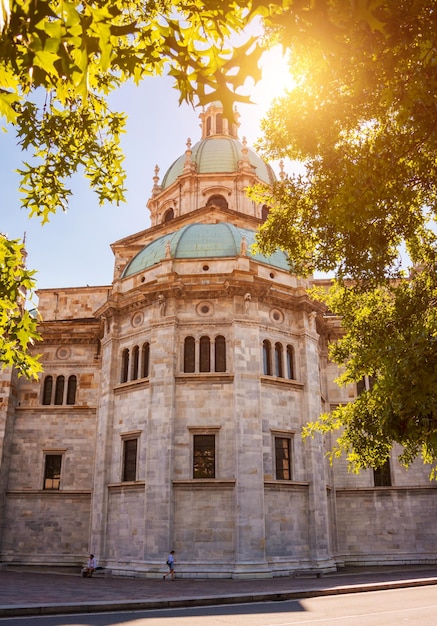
<box><xmin>373</xmin><ymin>459</ymin><xmax>391</xmax><ymax>487</ymax></box>
<box><xmin>193</xmin><ymin>434</ymin><xmax>215</xmax><ymax>478</ymax></box>
<box><xmin>275</xmin><ymin>436</ymin><xmax>292</xmax><ymax>480</ymax></box>
<box><xmin>44</xmin><ymin>454</ymin><xmax>62</xmax><ymax>490</ymax></box>
<box><xmin>123</xmin><ymin>438</ymin><xmax>138</xmax><ymax>482</ymax></box>
<box><xmin>357</xmin><ymin>375</ymin><xmax>376</xmax><ymax>395</ymax></box>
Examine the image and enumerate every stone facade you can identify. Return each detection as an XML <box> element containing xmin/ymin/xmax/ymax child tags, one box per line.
<box><xmin>0</xmin><ymin>104</ymin><xmax>436</xmax><ymax>577</ymax></box>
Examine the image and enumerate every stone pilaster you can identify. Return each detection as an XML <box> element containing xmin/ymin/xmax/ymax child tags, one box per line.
<box><xmin>300</xmin><ymin>314</ymin><xmax>335</xmax><ymax>570</ymax></box>
<box><xmin>143</xmin><ymin>318</ymin><xmax>177</xmax><ymax>563</ymax></box>
<box><xmin>89</xmin><ymin>325</ymin><xmax>118</xmax><ymax>561</ymax></box>
<box><xmin>232</xmin><ymin>320</ymin><xmax>271</xmax><ymax>578</ymax></box>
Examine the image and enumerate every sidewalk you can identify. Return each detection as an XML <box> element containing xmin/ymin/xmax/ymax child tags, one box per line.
<box><xmin>0</xmin><ymin>565</ymin><xmax>436</xmax><ymax>618</ymax></box>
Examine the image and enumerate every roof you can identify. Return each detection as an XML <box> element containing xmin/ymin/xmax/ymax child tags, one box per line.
<box><xmin>161</xmin><ymin>137</ymin><xmax>276</xmax><ymax>189</ymax></box>
<box><xmin>122</xmin><ymin>223</ymin><xmax>290</xmax><ymax>277</ymax></box>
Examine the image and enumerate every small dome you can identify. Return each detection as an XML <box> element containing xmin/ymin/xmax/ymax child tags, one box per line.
<box><xmin>161</xmin><ymin>137</ymin><xmax>276</xmax><ymax>189</ymax></box>
<box><xmin>122</xmin><ymin>223</ymin><xmax>289</xmax><ymax>277</ymax></box>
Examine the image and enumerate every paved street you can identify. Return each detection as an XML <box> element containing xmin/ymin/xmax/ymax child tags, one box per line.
<box><xmin>1</xmin><ymin>586</ymin><xmax>437</xmax><ymax>625</ymax></box>
<box><xmin>0</xmin><ymin>564</ymin><xmax>436</xmax><ymax>619</ymax></box>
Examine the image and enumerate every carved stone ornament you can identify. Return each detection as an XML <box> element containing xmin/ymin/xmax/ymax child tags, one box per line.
<box><xmin>131</xmin><ymin>312</ymin><xmax>144</xmax><ymax>328</ymax></box>
<box><xmin>196</xmin><ymin>301</ymin><xmax>214</xmax><ymax>317</ymax></box>
<box><xmin>56</xmin><ymin>346</ymin><xmax>71</xmax><ymax>360</ymax></box>
<box><xmin>270</xmin><ymin>309</ymin><xmax>284</xmax><ymax>324</ymax></box>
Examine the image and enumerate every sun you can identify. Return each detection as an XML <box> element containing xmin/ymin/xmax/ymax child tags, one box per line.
<box><xmin>236</xmin><ymin>44</ymin><xmax>296</xmax><ymax>142</ymax></box>
<box><xmin>254</xmin><ymin>45</ymin><xmax>296</xmax><ymax>113</ymax></box>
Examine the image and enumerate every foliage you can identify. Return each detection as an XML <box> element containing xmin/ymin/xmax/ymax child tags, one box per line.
<box><xmin>0</xmin><ymin>0</ymin><xmax>271</xmax><ymax>377</ymax></box>
<box><xmin>0</xmin><ymin>234</ymin><xmax>42</xmax><ymax>379</ymax></box>
<box><xmin>304</xmin><ymin>255</ymin><xmax>437</xmax><ymax>473</ymax></box>
<box><xmin>252</xmin><ymin>0</ymin><xmax>437</xmax><ymax>471</ymax></box>
<box><xmin>1</xmin><ymin>0</ymin><xmax>268</xmax><ymax>221</ymax></box>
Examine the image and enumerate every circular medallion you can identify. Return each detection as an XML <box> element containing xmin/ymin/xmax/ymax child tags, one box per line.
<box><xmin>131</xmin><ymin>312</ymin><xmax>144</xmax><ymax>327</ymax></box>
<box><xmin>197</xmin><ymin>301</ymin><xmax>214</xmax><ymax>317</ymax></box>
<box><xmin>270</xmin><ymin>308</ymin><xmax>284</xmax><ymax>324</ymax></box>
<box><xmin>56</xmin><ymin>347</ymin><xmax>71</xmax><ymax>360</ymax></box>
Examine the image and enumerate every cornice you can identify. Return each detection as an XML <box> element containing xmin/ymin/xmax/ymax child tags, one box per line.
<box><xmin>38</xmin><ymin>318</ymin><xmax>101</xmax><ymax>345</ymax></box>
<box><xmin>264</xmin><ymin>480</ymin><xmax>309</xmax><ymax>490</ymax></box>
<box><xmin>97</xmin><ymin>277</ymin><xmax>319</xmax><ymax>320</ymax></box>
<box><xmin>172</xmin><ymin>479</ymin><xmax>236</xmax><ymax>490</ymax></box>
<box><xmin>38</xmin><ymin>334</ymin><xmax>101</xmax><ymax>346</ymax></box>
<box><xmin>6</xmin><ymin>490</ymin><xmax>92</xmax><ymax>497</ymax></box>
<box><xmin>175</xmin><ymin>373</ymin><xmax>234</xmax><ymax>384</ymax></box>
<box><xmin>260</xmin><ymin>376</ymin><xmax>304</xmax><ymax>391</ymax></box>
<box><xmin>108</xmin><ymin>481</ymin><xmax>146</xmax><ymax>492</ymax></box>
<box><xmin>15</xmin><ymin>405</ymin><xmax>97</xmax><ymax>414</ymax></box>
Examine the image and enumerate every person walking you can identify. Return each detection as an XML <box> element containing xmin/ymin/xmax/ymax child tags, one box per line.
<box><xmin>163</xmin><ymin>550</ymin><xmax>175</xmax><ymax>580</ymax></box>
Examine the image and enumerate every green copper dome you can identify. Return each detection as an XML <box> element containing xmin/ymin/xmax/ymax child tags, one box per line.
<box><xmin>161</xmin><ymin>137</ymin><xmax>276</xmax><ymax>189</ymax></box>
<box><xmin>122</xmin><ymin>223</ymin><xmax>289</xmax><ymax>277</ymax></box>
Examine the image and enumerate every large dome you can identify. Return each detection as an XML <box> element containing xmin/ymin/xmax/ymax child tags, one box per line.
<box><xmin>161</xmin><ymin>137</ymin><xmax>276</xmax><ymax>189</ymax></box>
<box><xmin>122</xmin><ymin>223</ymin><xmax>289</xmax><ymax>277</ymax></box>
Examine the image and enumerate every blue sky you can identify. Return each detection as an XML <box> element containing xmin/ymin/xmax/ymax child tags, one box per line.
<box><xmin>1</xmin><ymin>49</ymin><xmax>292</xmax><ymax>295</ymax></box>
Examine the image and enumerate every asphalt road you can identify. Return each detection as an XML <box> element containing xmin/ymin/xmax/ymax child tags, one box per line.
<box><xmin>1</xmin><ymin>585</ymin><xmax>437</xmax><ymax>626</ymax></box>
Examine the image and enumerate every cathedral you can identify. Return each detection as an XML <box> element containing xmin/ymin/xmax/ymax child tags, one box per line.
<box><xmin>1</xmin><ymin>103</ymin><xmax>436</xmax><ymax>578</ymax></box>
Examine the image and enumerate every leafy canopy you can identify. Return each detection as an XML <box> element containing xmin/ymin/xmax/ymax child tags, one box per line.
<box><xmin>0</xmin><ymin>234</ymin><xmax>42</xmax><ymax>379</ymax></box>
<box><xmin>0</xmin><ymin>0</ymin><xmax>276</xmax><ymax>378</ymax></box>
<box><xmin>1</xmin><ymin>0</ymin><xmax>271</xmax><ymax>221</ymax></box>
<box><xmin>252</xmin><ymin>0</ymin><xmax>437</xmax><ymax>472</ymax></box>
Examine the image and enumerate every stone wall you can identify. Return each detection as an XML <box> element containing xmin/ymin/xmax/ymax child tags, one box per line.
<box><xmin>0</xmin><ymin>404</ymin><xmax>96</xmax><ymax>562</ymax></box>
<box><xmin>106</xmin><ymin>485</ymin><xmax>145</xmax><ymax>561</ymax></box>
<box><xmin>173</xmin><ymin>483</ymin><xmax>235</xmax><ymax>568</ymax></box>
<box><xmin>264</xmin><ymin>484</ymin><xmax>310</xmax><ymax>562</ymax></box>
<box><xmin>1</xmin><ymin>492</ymin><xmax>91</xmax><ymax>563</ymax></box>
<box><xmin>37</xmin><ymin>286</ymin><xmax>110</xmax><ymax>320</ymax></box>
<box><xmin>335</xmin><ymin>487</ymin><xmax>437</xmax><ymax>563</ymax></box>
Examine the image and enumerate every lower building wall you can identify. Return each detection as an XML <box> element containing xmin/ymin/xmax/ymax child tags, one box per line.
<box><xmin>173</xmin><ymin>484</ymin><xmax>235</xmax><ymax>570</ymax></box>
<box><xmin>264</xmin><ymin>484</ymin><xmax>310</xmax><ymax>562</ymax></box>
<box><xmin>0</xmin><ymin>492</ymin><xmax>91</xmax><ymax>564</ymax></box>
<box><xmin>106</xmin><ymin>485</ymin><xmax>145</xmax><ymax>561</ymax></box>
<box><xmin>335</xmin><ymin>488</ymin><xmax>437</xmax><ymax>564</ymax></box>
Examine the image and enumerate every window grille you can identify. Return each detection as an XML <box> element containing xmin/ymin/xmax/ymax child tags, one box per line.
<box><xmin>193</xmin><ymin>434</ymin><xmax>215</xmax><ymax>478</ymax></box>
<box><xmin>275</xmin><ymin>437</ymin><xmax>292</xmax><ymax>480</ymax></box>
<box><xmin>123</xmin><ymin>439</ymin><xmax>138</xmax><ymax>482</ymax></box>
<box><xmin>44</xmin><ymin>454</ymin><xmax>62</xmax><ymax>490</ymax></box>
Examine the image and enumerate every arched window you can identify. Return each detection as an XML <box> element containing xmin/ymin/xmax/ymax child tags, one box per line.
<box><xmin>54</xmin><ymin>375</ymin><xmax>65</xmax><ymax>405</ymax></box>
<box><xmin>275</xmin><ymin>343</ymin><xmax>283</xmax><ymax>377</ymax></box>
<box><xmin>206</xmin><ymin>116</ymin><xmax>212</xmax><ymax>136</ymax></box>
<box><xmin>141</xmin><ymin>342</ymin><xmax>150</xmax><ymax>378</ymax></box>
<box><xmin>286</xmin><ymin>345</ymin><xmax>295</xmax><ymax>380</ymax></box>
<box><xmin>216</xmin><ymin>113</ymin><xmax>223</xmax><ymax>134</ymax></box>
<box><xmin>121</xmin><ymin>348</ymin><xmax>129</xmax><ymax>383</ymax></box>
<box><xmin>66</xmin><ymin>375</ymin><xmax>77</xmax><ymax>405</ymax></box>
<box><xmin>261</xmin><ymin>204</ymin><xmax>270</xmax><ymax>221</ymax></box>
<box><xmin>262</xmin><ymin>340</ymin><xmax>272</xmax><ymax>376</ymax></box>
<box><xmin>42</xmin><ymin>376</ymin><xmax>53</xmax><ymax>405</ymax></box>
<box><xmin>163</xmin><ymin>208</ymin><xmax>174</xmax><ymax>222</ymax></box>
<box><xmin>131</xmin><ymin>345</ymin><xmax>139</xmax><ymax>381</ymax></box>
<box><xmin>199</xmin><ymin>336</ymin><xmax>211</xmax><ymax>372</ymax></box>
<box><xmin>206</xmin><ymin>194</ymin><xmax>228</xmax><ymax>210</ymax></box>
<box><xmin>215</xmin><ymin>335</ymin><xmax>226</xmax><ymax>372</ymax></box>
<box><xmin>184</xmin><ymin>337</ymin><xmax>195</xmax><ymax>373</ymax></box>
